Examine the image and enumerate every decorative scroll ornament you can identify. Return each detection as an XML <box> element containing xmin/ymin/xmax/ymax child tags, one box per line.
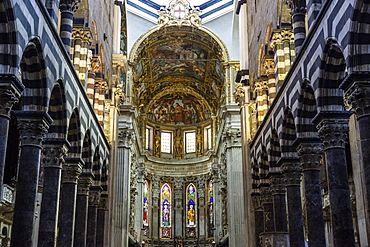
<box><xmin>158</xmin><ymin>0</ymin><xmax>202</xmax><ymax>27</ymax></box>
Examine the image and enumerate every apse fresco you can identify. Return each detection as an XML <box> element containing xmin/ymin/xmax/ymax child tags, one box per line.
<box><xmin>148</xmin><ymin>93</ymin><xmax>210</xmax><ymax>125</ymax></box>
<box><xmin>151</xmin><ymin>43</ymin><xmax>208</xmax><ymax>81</ymax></box>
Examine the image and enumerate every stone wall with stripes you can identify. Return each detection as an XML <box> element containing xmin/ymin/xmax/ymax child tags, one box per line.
<box><xmin>1</xmin><ymin>0</ymin><xmax>110</xmax><ymax>172</ymax></box>
<box><xmin>249</xmin><ymin>0</ymin><xmax>357</xmax><ymax>178</ymax></box>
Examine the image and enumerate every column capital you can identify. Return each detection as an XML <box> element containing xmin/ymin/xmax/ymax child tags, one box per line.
<box><xmin>62</xmin><ymin>157</ymin><xmax>83</xmax><ymax>183</ymax></box>
<box><xmin>260</xmin><ymin>186</ymin><xmax>273</xmax><ymax>204</ymax></box>
<box><xmin>15</xmin><ymin>111</ymin><xmax>52</xmax><ymax>147</ymax></box>
<box><xmin>77</xmin><ymin>173</ymin><xmax>93</xmax><ymax>195</ymax></box>
<box><xmin>0</xmin><ymin>75</ymin><xmax>24</xmax><ymax>117</ymax></box>
<box><xmin>346</xmin><ymin>82</ymin><xmax>370</xmax><ymax>118</ymax></box>
<box><xmin>288</xmin><ymin>0</ymin><xmax>307</xmax><ymax>15</ymax></box>
<box><xmin>269</xmin><ymin>174</ymin><xmax>286</xmax><ymax>195</ymax></box>
<box><xmin>59</xmin><ymin>0</ymin><xmax>80</xmax><ymax>12</ymax></box>
<box><xmin>279</xmin><ymin>157</ymin><xmax>302</xmax><ymax>186</ymax></box>
<box><xmin>251</xmin><ymin>192</ymin><xmax>263</xmax><ymax>210</ymax></box>
<box><xmin>295</xmin><ymin>137</ymin><xmax>323</xmax><ymax>171</ymax></box>
<box><xmin>42</xmin><ymin>139</ymin><xmax>70</xmax><ymax>169</ymax></box>
<box><xmin>223</xmin><ymin>127</ymin><xmax>242</xmax><ymax>147</ymax></box>
<box><xmin>89</xmin><ymin>186</ymin><xmax>102</xmax><ymax>206</ymax></box>
<box><xmin>313</xmin><ymin>111</ymin><xmax>352</xmax><ymax>149</ymax></box>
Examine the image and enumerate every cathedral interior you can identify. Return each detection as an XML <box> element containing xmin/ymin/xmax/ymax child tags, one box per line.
<box><xmin>0</xmin><ymin>0</ymin><xmax>370</xmax><ymax>246</ymax></box>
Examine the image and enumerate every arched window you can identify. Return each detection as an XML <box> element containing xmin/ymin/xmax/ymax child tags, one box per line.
<box><xmin>143</xmin><ymin>180</ymin><xmax>150</xmax><ymax>237</ymax></box>
<box><xmin>161</xmin><ymin>183</ymin><xmax>172</xmax><ymax>239</ymax></box>
<box><xmin>186</xmin><ymin>183</ymin><xmax>197</xmax><ymax>238</ymax></box>
<box><xmin>208</xmin><ymin>180</ymin><xmax>214</xmax><ymax>237</ymax></box>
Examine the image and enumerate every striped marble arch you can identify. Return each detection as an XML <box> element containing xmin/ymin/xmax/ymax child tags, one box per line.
<box><xmin>317</xmin><ymin>39</ymin><xmax>346</xmax><ymax>112</ymax></box>
<box><xmin>20</xmin><ymin>37</ymin><xmax>49</xmax><ymax>112</ymax></box>
<box><xmin>67</xmin><ymin>108</ymin><xmax>82</xmax><ymax>158</ymax></box>
<box><xmin>46</xmin><ymin>81</ymin><xmax>67</xmax><ymax>139</ymax></box>
<box><xmin>297</xmin><ymin>79</ymin><xmax>318</xmax><ymax>138</ymax></box>
<box><xmin>280</xmin><ymin>107</ymin><xmax>298</xmax><ymax>157</ymax></box>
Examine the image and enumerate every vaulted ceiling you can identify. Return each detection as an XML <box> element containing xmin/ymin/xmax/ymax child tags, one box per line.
<box><xmin>132</xmin><ymin>24</ymin><xmax>227</xmax><ymax>126</ymax></box>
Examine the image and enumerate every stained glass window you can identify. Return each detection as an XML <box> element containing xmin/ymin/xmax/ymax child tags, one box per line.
<box><xmin>186</xmin><ymin>183</ymin><xmax>197</xmax><ymax>238</ymax></box>
<box><xmin>161</xmin><ymin>132</ymin><xmax>172</xmax><ymax>153</ymax></box>
<box><xmin>143</xmin><ymin>180</ymin><xmax>149</xmax><ymax>237</ymax></box>
<box><xmin>161</xmin><ymin>183</ymin><xmax>171</xmax><ymax>239</ymax></box>
<box><xmin>185</xmin><ymin>131</ymin><xmax>196</xmax><ymax>153</ymax></box>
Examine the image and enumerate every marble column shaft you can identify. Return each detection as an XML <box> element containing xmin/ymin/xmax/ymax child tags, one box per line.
<box><xmin>74</xmin><ymin>174</ymin><xmax>93</xmax><ymax>247</ymax></box>
<box><xmin>261</xmin><ymin>187</ymin><xmax>275</xmax><ymax>232</ymax></box>
<box><xmin>174</xmin><ymin>178</ymin><xmax>183</xmax><ymax>239</ymax></box>
<box><xmin>314</xmin><ymin>112</ymin><xmax>355</xmax><ymax>247</ymax></box>
<box><xmin>291</xmin><ymin>1</ymin><xmax>306</xmax><ymax>54</ymax></box>
<box><xmin>281</xmin><ymin>158</ymin><xmax>305</xmax><ymax>247</ymax></box>
<box><xmin>38</xmin><ymin>139</ymin><xmax>69</xmax><ymax>247</ymax></box>
<box><xmin>252</xmin><ymin>193</ymin><xmax>264</xmax><ymax>247</ymax></box>
<box><xmin>59</xmin><ymin>0</ymin><xmax>79</xmax><ymax>52</ymax></box>
<box><xmin>57</xmin><ymin>158</ymin><xmax>82</xmax><ymax>247</ymax></box>
<box><xmin>296</xmin><ymin>139</ymin><xmax>326</xmax><ymax>247</ymax></box>
<box><xmin>270</xmin><ymin>174</ymin><xmax>288</xmax><ymax>232</ymax></box>
<box><xmin>87</xmin><ymin>186</ymin><xmax>102</xmax><ymax>247</ymax></box>
<box><xmin>0</xmin><ymin>76</ymin><xmax>23</xmax><ymax>198</ymax></box>
<box><xmin>96</xmin><ymin>204</ymin><xmax>107</xmax><ymax>247</ymax></box>
<box><xmin>10</xmin><ymin>111</ymin><xmax>51</xmax><ymax>247</ymax></box>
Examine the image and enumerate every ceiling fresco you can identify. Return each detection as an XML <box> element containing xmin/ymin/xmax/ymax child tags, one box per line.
<box><xmin>147</xmin><ymin>92</ymin><xmax>211</xmax><ymax>126</ymax></box>
<box><xmin>131</xmin><ymin>19</ymin><xmax>227</xmax><ymax>127</ymax></box>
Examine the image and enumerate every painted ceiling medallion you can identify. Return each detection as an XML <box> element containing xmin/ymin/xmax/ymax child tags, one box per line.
<box><xmin>158</xmin><ymin>0</ymin><xmax>201</xmax><ymax>27</ymax></box>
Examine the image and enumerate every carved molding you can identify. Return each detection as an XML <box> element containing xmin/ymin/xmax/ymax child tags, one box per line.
<box><xmin>59</xmin><ymin>0</ymin><xmax>80</xmax><ymax>12</ymax></box>
<box><xmin>281</xmin><ymin>162</ymin><xmax>302</xmax><ymax>185</ymax></box>
<box><xmin>17</xmin><ymin>118</ymin><xmax>50</xmax><ymax>146</ymax></box>
<box><xmin>296</xmin><ymin>142</ymin><xmax>323</xmax><ymax>171</ymax></box>
<box><xmin>347</xmin><ymin>83</ymin><xmax>370</xmax><ymax>118</ymax></box>
<box><xmin>77</xmin><ymin>175</ymin><xmax>93</xmax><ymax>195</ymax></box>
<box><xmin>61</xmin><ymin>163</ymin><xmax>82</xmax><ymax>183</ymax></box>
<box><xmin>0</xmin><ymin>88</ymin><xmax>20</xmax><ymax>117</ymax></box>
<box><xmin>316</xmin><ymin>119</ymin><xmax>349</xmax><ymax>149</ymax></box>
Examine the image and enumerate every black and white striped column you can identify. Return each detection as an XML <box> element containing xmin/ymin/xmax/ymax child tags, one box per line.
<box><xmin>291</xmin><ymin>0</ymin><xmax>307</xmax><ymax>54</ymax></box>
<box><xmin>59</xmin><ymin>0</ymin><xmax>79</xmax><ymax>53</ymax></box>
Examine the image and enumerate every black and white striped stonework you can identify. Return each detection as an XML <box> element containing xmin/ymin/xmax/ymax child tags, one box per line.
<box><xmin>82</xmin><ymin>130</ymin><xmax>92</xmax><ymax>172</ymax></box>
<box><xmin>259</xmin><ymin>147</ymin><xmax>270</xmax><ymax>188</ymax></box>
<box><xmin>47</xmin><ymin>82</ymin><xmax>67</xmax><ymax>138</ymax></box>
<box><xmin>281</xmin><ymin>107</ymin><xmax>297</xmax><ymax>157</ymax></box>
<box><xmin>306</xmin><ymin>0</ymin><xmax>322</xmax><ymax>27</ymax></box>
<box><xmin>252</xmin><ymin>158</ymin><xmax>260</xmax><ymax>192</ymax></box>
<box><xmin>20</xmin><ymin>38</ymin><xmax>49</xmax><ymax>112</ymax></box>
<box><xmin>67</xmin><ymin>109</ymin><xmax>82</xmax><ymax>158</ymax></box>
<box><xmin>296</xmin><ymin>80</ymin><xmax>318</xmax><ymax>137</ymax></box>
<box><xmin>45</xmin><ymin>0</ymin><xmax>60</xmax><ymax>27</ymax></box>
<box><xmin>0</xmin><ymin>0</ymin><xmax>18</xmax><ymax>74</ymax></box>
<box><xmin>317</xmin><ymin>39</ymin><xmax>346</xmax><ymax>112</ymax></box>
<box><xmin>100</xmin><ymin>162</ymin><xmax>108</xmax><ymax>193</ymax></box>
<box><xmin>269</xmin><ymin>129</ymin><xmax>281</xmax><ymax>174</ymax></box>
<box><xmin>250</xmin><ymin>0</ymin><xmax>356</xmax><ymax>204</ymax></box>
<box><xmin>349</xmin><ymin>0</ymin><xmax>370</xmax><ymax>72</ymax></box>
<box><xmin>92</xmin><ymin>149</ymin><xmax>101</xmax><ymax>187</ymax></box>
